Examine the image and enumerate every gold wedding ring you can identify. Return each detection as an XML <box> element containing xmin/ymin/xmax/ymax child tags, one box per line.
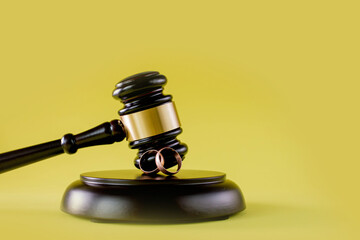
<box><xmin>139</xmin><ymin>147</ymin><xmax>183</xmax><ymax>175</ymax></box>
<box><xmin>139</xmin><ymin>150</ymin><xmax>161</xmax><ymax>174</ymax></box>
<box><xmin>155</xmin><ymin>147</ymin><xmax>182</xmax><ymax>175</ymax></box>
<box><xmin>120</xmin><ymin>102</ymin><xmax>180</xmax><ymax>141</ymax></box>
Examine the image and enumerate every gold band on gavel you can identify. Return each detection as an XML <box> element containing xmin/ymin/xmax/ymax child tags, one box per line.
<box><xmin>120</xmin><ymin>102</ymin><xmax>181</xmax><ymax>141</ymax></box>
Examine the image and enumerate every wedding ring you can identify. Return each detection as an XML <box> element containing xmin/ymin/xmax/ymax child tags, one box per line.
<box><xmin>155</xmin><ymin>147</ymin><xmax>182</xmax><ymax>175</ymax></box>
<box><xmin>139</xmin><ymin>150</ymin><xmax>160</xmax><ymax>174</ymax></box>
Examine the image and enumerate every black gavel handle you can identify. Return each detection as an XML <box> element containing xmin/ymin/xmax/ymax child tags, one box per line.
<box><xmin>0</xmin><ymin>120</ymin><xmax>126</xmax><ymax>174</ymax></box>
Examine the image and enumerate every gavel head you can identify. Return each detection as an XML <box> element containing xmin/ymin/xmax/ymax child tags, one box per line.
<box><xmin>112</xmin><ymin>71</ymin><xmax>188</xmax><ymax>172</ymax></box>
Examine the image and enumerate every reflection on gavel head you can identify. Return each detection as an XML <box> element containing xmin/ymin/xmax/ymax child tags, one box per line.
<box><xmin>112</xmin><ymin>71</ymin><xmax>188</xmax><ymax>173</ymax></box>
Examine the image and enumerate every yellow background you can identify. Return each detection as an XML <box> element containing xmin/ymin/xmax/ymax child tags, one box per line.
<box><xmin>0</xmin><ymin>0</ymin><xmax>359</xmax><ymax>239</ymax></box>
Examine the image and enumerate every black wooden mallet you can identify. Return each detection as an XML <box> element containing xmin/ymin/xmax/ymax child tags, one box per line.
<box><xmin>0</xmin><ymin>71</ymin><xmax>187</xmax><ymax>174</ymax></box>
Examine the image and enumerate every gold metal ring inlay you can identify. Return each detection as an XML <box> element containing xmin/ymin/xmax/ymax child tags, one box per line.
<box><xmin>120</xmin><ymin>102</ymin><xmax>181</xmax><ymax>141</ymax></box>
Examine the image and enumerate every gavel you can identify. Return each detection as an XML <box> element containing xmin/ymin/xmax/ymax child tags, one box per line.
<box><xmin>0</xmin><ymin>71</ymin><xmax>245</xmax><ymax>222</ymax></box>
<box><xmin>0</xmin><ymin>71</ymin><xmax>188</xmax><ymax>174</ymax></box>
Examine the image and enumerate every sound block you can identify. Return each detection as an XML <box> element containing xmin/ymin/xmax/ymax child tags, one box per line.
<box><xmin>61</xmin><ymin>169</ymin><xmax>245</xmax><ymax>222</ymax></box>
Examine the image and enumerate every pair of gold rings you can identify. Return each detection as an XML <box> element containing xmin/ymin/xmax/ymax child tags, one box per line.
<box><xmin>139</xmin><ymin>147</ymin><xmax>182</xmax><ymax>175</ymax></box>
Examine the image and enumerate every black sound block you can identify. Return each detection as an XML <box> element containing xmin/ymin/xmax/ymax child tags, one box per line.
<box><xmin>61</xmin><ymin>169</ymin><xmax>245</xmax><ymax>223</ymax></box>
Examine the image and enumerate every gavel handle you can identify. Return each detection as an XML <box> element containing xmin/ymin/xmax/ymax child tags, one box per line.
<box><xmin>0</xmin><ymin>120</ymin><xmax>126</xmax><ymax>174</ymax></box>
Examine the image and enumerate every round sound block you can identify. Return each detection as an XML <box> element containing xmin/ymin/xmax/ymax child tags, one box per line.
<box><xmin>61</xmin><ymin>169</ymin><xmax>245</xmax><ymax>222</ymax></box>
